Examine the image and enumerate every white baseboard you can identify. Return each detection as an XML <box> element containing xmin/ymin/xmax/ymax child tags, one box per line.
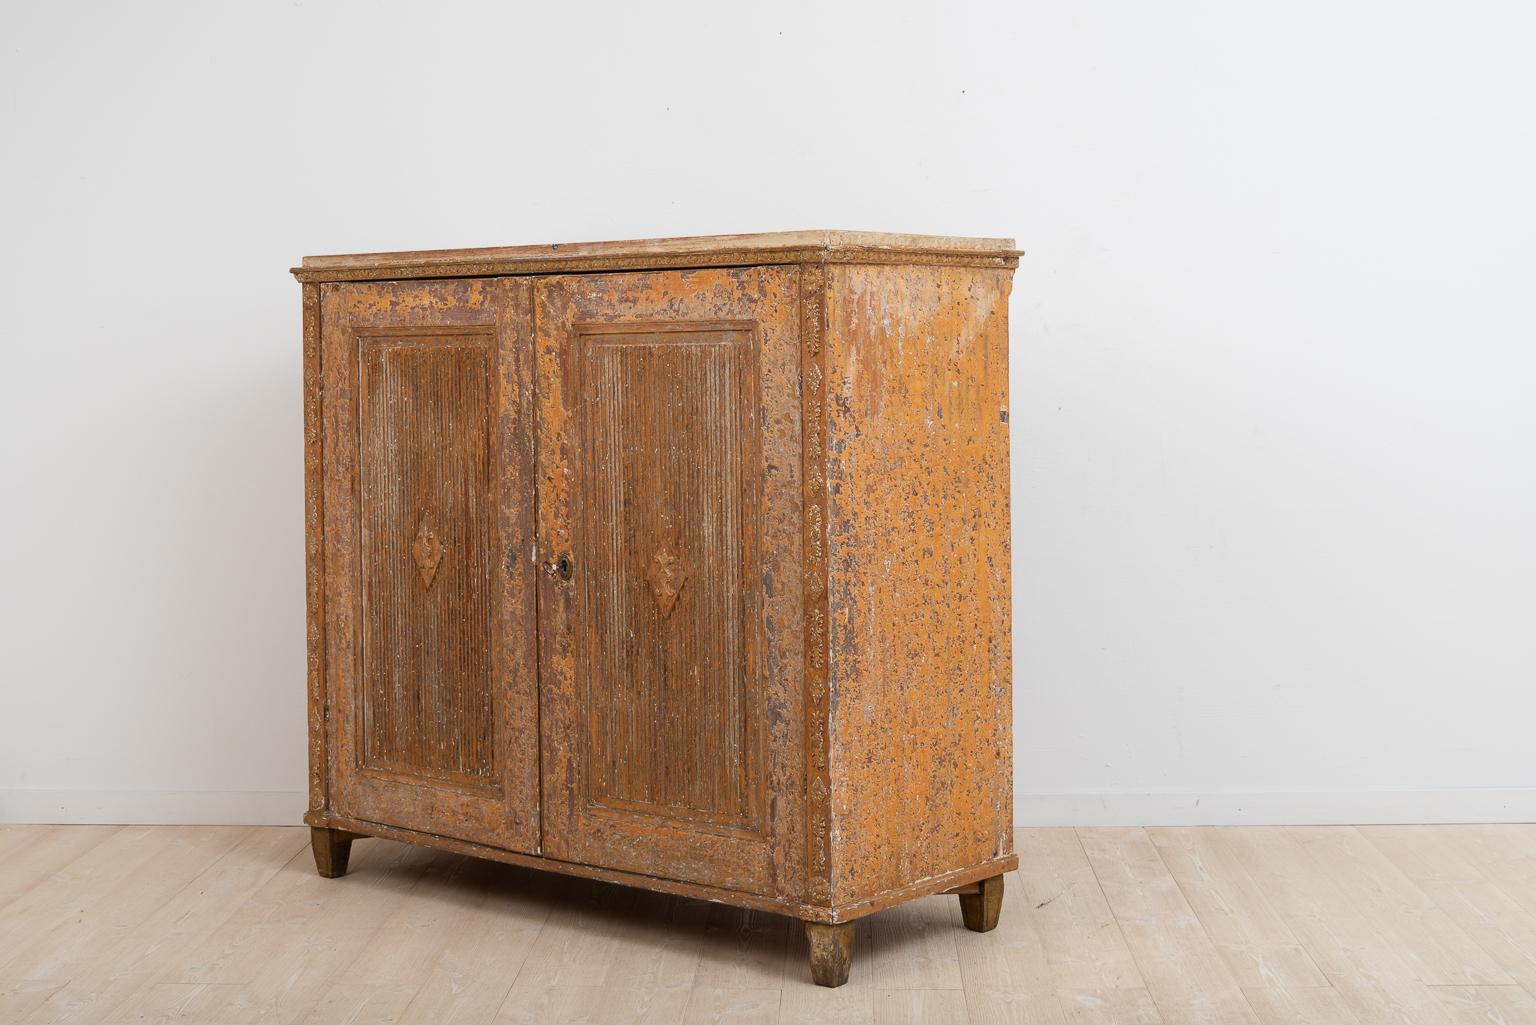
<box><xmin>0</xmin><ymin>789</ymin><xmax>308</xmax><ymax>825</ymax></box>
<box><xmin>1015</xmin><ymin>788</ymin><xmax>1536</xmax><ymax>826</ymax></box>
<box><xmin>4</xmin><ymin>787</ymin><xmax>1533</xmax><ymax>828</ymax></box>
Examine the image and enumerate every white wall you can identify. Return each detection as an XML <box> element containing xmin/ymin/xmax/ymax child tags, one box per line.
<box><xmin>3</xmin><ymin>1</ymin><xmax>1534</xmax><ymax>826</ymax></box>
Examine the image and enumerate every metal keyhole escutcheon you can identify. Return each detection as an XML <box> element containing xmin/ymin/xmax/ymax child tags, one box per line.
<box><xmin>546</xmin><ymin>553</ymin><xmax>573</xmax><ymax>581</ymax></box>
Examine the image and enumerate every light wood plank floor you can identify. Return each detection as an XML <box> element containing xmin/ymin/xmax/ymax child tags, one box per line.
<box><xmin>3</xmin><ymin>826</ymin><xmax>1536</xmax><ymax>1024</ymax></box>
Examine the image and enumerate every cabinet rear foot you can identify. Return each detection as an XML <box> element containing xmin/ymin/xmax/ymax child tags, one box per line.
<box><xmin>958</xmin><ymin>873</ymin><xmax>1004</xmax><ymax>932</ymax></box>
<box><xmin>310</xmin><ymin>827</ymin><xmax>357</xmax><ymax>878</ymax></box>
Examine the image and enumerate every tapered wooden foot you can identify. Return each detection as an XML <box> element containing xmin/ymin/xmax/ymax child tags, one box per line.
<box><xmin>310</xmin><ymin>827</ymin><xmax>356</xmax><ymax>878</ymax></box>
<box><xmin>958</xmin><ymin>873</ymin><xmax>1004</xmax><ymax>932</ymax></box>
<box><xmin>804</xmin><ymin>921</ymin><xmax>854</xmax><ymax>987</ymax></box>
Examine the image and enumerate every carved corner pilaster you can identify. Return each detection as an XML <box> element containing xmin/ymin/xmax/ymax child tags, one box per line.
<box><xmin>800</xmin><ymin>263</ymin><xmax>832</xmax><ymax>905</ymax></box>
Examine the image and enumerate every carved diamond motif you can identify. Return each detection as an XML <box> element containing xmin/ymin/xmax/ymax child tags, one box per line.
<box><xmin>646</xmin><ymin>548</ymin><xmax>688</xmax><ymax>616</ymax></box>
<box><xmin>412</xmin><ymin>516</ymin><xmax>444</xmax><ymax>588</ymax></box>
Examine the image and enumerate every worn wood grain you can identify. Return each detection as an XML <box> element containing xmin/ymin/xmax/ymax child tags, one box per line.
<box><xmin>1079</xmin><ymin>827</ymin><xmax>1261</xmax><ymax>1025</ymax></box>
<box><xmin>683</xmin><ymin>986</ymin><xmax>782</xmax><ymax>1025</ymax></box>
<box><xmin>310</xmin><ymin>826</ymin><xmax>354</xmax><ymax>878</ymax></box>
<box><xmin>302</xmin><ymin>281</ymin><xmax>328</xmax><ymax>819</ymax></box>
<box><xmin>0</xmin><ymin>824</ymin><xmax>119</xmax><ymax>905</ymax></box>
<box><xmin>534</xmin><ymin>267</ymin><xmax>801</xmax><ymax>899</ymax></box>
<box><xmin>804</xmin><ymin>922</ymin><xmax>856</xmax><ymax>989</ymax></box>
<box><xmin>0</xmin><ymin>826</ymin><xmax>183</xmax><ymax>967</ymax></box>
<box><xmin>874</xmin><ymin>989</ymin><xmax>970</xmax><ymax>1025</ymax></box>
<box><xmin>579</xmin><ymin>323</ymin><xmax>760</xmax><ymax>826</ymax></box>
<box><xmin>869</xmin><ymin>895</ymin><xmax>962</xmax><ymax>991</ymax></box>
<box><xmin>0</xmin><ymin>979</ymin><xmax>68</xmax><ymax>1023</ymax></box>
<box><xmin>959</xmin><ymin>875</ymin><xmax>1005</xmax><ymax>933</ymax></box>
<box><xmin>953</xmin><ymin>873</ymin><xmax>1051</xmax><ymax>996</ymax></box>
<box><xmin>171</xmin><ymin>832</ymin><xmax>431</xmax><ymax>987</ymax></box>
<box><xmin>1011</xmin><ymin>828</ymin><xmax>1142</xmax><ymax>992</ymax></box>
<box><xmin>319</xmin><ymin>278</ymin><xmax>540</xmax><ymax>854</ymax></box>
<box><xmin>1287</xmin><ymin>826</ymin><xmax>1511</xmax><ymax>986</ymax></box>
<box><xmin>1147</xmin><ymin>826</ymin><xmax>1326</xmax><ymax>990</ymax></box>
<box><xmin>799</xmin><ymin>261</ymin><xmax>833</xmax><ymax>910</ymax></box>
<box><xmin>822</xmin><ymin>263</ymin><xmax>1016</xmax><ymax>907</ymax></box>
<box><xmin>1428</xmin><ymin>984</ymin><xmax>1536</xmax><ymax>1024</ymax></box>
<box><xmin>297</xmin><ymin>983</ymin><xmax>420</xmax><ymax>1025</ymax></box>
<box><xmin>360</xmin><ymin>332</ymin><xmax>497</xmax><ymax>781</ymax></box>
<box><xmin>15</xmin><ymin>826</ymin><xmax>1536</xmax><ymax>1023</ymax></box>
<box><xmin>0</xmin><ymin>827</ymin><xmax>247</xmax><ymax>981</ymax></box>
<box><xmin>1443</xmin><ymin>825</ymin><xmax>1536</xmax><ymax>923</ymax></box>
<box><xmin>1363</xmin><ymin>825</ymin><xmax>1536</xmax><ymax>995</ymax></box>
<box><xmin>1218</xmin><ymin>827</ymin><xmax>1462</xmax><ymax>1025</ymax></box>
<box><xmin>329</xmin><ymin>855</ymin><xmax>551</xmax><ymax>1025</ymax></box>
<box><xmin>8</xmin><ymin>828</ymin><xmax>306</xmax><ymax>1025</ymax></box>
<box><xmin>1241</xmin><ymin>986</ymin><xmax>1361</xmax><ymax>1025</ymax></box>
<box><xmin>694</xmin><ymin>904</ymin><xmax>792</xmax><ymax>991</ymax></box>
<box><xmin>292</xmin><ymin>230</ymin><xmax>1020</xmax><ymax>283</ymax></box>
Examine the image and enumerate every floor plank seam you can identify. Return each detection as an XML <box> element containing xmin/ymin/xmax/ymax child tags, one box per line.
<box><xmin>1147</xmin><ymin>827</ymin><xmax>1280</xmax><ymax>1025</ymax></box>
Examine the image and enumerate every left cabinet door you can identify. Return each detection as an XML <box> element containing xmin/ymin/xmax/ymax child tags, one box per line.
<box><xmin>317</xmin><ymin>278</ymin><xmax>540</xmax><ymax>852</ymax></box>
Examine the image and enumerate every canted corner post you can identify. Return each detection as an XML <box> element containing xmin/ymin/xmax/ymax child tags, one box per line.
<box><xmin>803</xmin><ymin>920</ymin><xmax>855</xmax><ymax>987</ymax></box>
<box><xmin>310</xmin><ymin>827</ymin><xmax>359</xmax><ymax>878</ymax></box>
<box><xmin>958</xmin><ymin>873</ymin><xmax>1005</xmax><ymax>932</ymax></box>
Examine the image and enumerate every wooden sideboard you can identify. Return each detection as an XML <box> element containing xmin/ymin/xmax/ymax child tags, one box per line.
<box><xmin>294</xmin><ymin>230</ymin><xmax>1018</xmax><ymax>986</ymax></box>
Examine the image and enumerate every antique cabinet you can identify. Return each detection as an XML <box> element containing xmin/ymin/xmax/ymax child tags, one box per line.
<box><xmin>294</xmin><ymin>231</ymin><xmax>1018</xmax><ymax>986</ymax></box>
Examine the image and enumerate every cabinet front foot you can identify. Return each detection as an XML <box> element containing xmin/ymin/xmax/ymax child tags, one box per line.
<box><xmin>804</xmin><ymin>921</ymin><xmax>855</xmax><ymax>987</ymax></box>
<box><xmin>958</xmin><ymin>873</ymin><xmax>1004</xmax><ymax>932</ymax></box>
<box><xmin>310</xmin><ymin>827</ymin><xmax>356</xmax><ymax>878</ymax></box>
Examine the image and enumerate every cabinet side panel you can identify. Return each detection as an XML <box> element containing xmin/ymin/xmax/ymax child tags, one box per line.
<box><xmin>824</xmin><ymin>264</ymin><xmax>1014</xmax><ymax>905</ymax></box>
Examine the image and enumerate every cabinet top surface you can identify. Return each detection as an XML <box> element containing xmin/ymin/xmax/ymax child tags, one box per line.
<box><xmin>292</xmin><ymin>229</ymin><xmax>1020</xmax><ymax>282</ymax></box>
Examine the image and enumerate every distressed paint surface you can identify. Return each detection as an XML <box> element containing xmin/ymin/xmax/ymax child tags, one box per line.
<box><xmin>579</xmin><ymin>325</ymin><xmax>759</xmax><ymax>826</ymax></box>
<box><xmin>533</xmin><ymin>268</ymin><xmax>806</xmax><ymax>899</ymax></box>
<box><xmin>823</xmin><ymin>263</ymin><xmax>1016</xmax><ymax>906</ymax></box>
<box><xmin>799</xmin><ymin>263</ymin><xmax>834</xmax><ymax>906</ymax></box>
<box><xmin>302</xmin><ymin>283</ymin><xmax>327</xmax><ymax>816</ymax></box>
<box><xmin>318</xmin><ymin>278</ymin><xmax>541</xmax><ymax>853</ymax></box>
<box><xmin>294</xmin><ymin>229</ymin><xmax>1019</xmax><ymax>283</ymax></box>
<box><xmin>298</xmin><ymin>234</ymin><xmax>1018</xmax><ymax>955</ymax></box>
<box><xmin>359</xmin><ymin>332</ymin><xmax>496</xmax><ymax>782</ymax></box>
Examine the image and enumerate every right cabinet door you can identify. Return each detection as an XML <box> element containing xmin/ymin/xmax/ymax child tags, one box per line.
<box><xmin>533</xmin><ymin>267</ymin><xmax>804</xmax><ymax>897</ymax></box>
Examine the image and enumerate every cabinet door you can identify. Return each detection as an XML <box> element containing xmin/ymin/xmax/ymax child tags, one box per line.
<box><xmin>319</xmin><ymin>278</ymin><xmax>539</xmax><ymax>852</ymax></box>
<box><xmin>535</xmin><ymin>268</ymin><xmax>804</xmax><ymax>896</ymax></box>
